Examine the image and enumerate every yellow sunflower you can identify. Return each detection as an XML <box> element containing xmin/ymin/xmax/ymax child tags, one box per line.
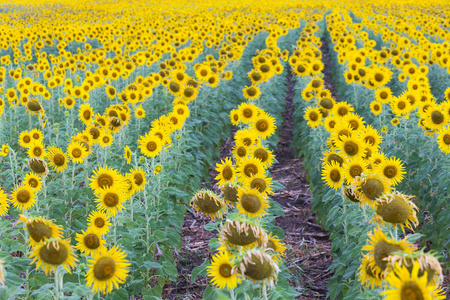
<box><xmin>129</xmin><ymin>167</ymin><xmax>147</xmax><ymax>192</ymax></box>
<box><xmin>23</xmin><ymin>172</ymin><xmax>43</xmax><ymax>192</ymax></box>
<box><xmin>0</xmin><ymin>188</ymin><xmax>9</xmax><ymax>217</ymax></box>
<box><xmin>303</xmin><ymin>106</ymin><xmax>322</xmax><ymax>128</ymax></box>
<box><xmin>207</xmin><ymin>251</ymin><xmax>241</xmax><ymax>290</ymax></box>
<box><xmin>79</xmin><ymin>103</ymin><xmax>94</xmax><ymax>126</ymax></box>
<box><xmin>134</xmin><ymin>106</ymin><xmax>146</xmax><ymax>119</ymax></box>
<box><xmin>243</xmin><ymin>85</ymin><xmax>261</xmax><ymax>101</ymax></box>
<box><xmin>243</xmin><ymin>174</ymin><xmax>273</xmax><ymax>197</ymax></box>
<box><xmin>123</xmin><ymin>146</ymin><xmax>132</xmax><ymax>164</ymax></box>
<box><xmin>18</xmin><ymin>214</ymin><xmax>63</xmax><ymax>247</ymax></box>
<box><xmin>376</xmin><ymin>157</ymin><xmax>405</xmax><ymax>186</ymax></box>
<box><xmin>357</xmin><ymin>255</ymin><xmax>384</xmax><ymax>288</ymax></box>
<box><xmin>215</xmin><ymin>157</ymin><xmax>236</xmax><ymax>186</ymax></box>
<box><xmin>87</xmin><ymin>210</ymin><xmax>112</xmax><ymax>236</ymax></box>
<box><xmin>321</xmin><ymin>161</ymin><xmax>344</xmax><ymax>190</ymax></box>
<box><xmin>27</xmin><ymin>141</ymin><xmax>46</xmax><ymax>159</ymax></box>
<box><xmin>249</xmin><ymin>144</ymin><xmax>275</xmax><ymax>168</ymax></box>
<box><xmin>85</xmin><ymin>246</ymin><xmax>130</xmax><ymax>294</ymax></box>
<box><xmin>10</xmin><ymin>183</ymin><xmax>36</xmax><ymax>211</ymax></box>
<box><xmin>236</xmin><ymin>157</ymin><xmax>265</xmax><ymax>182</ymax></box>
<box><xmin>238</xmin><ymin>103</ymin><xmax>260</xmax><ymax>124</ymax></box>
<box><xmin>237</xmin><ymin>187</ymin><xmax>268</xmax><ymax>219</ymax></box>
<box><xmin>138</xmin><ymin>133</ymin><xmax>163</xmax><ymax>158</ymax></box>
<box><xmin>30</xmin><ymin>238</ymin><xmax>78</xmax><ymax>275</ymax></box>
<box><xmin>89</xmin><ymin>165</ymin><xmax>126</xmax><ymax>194</ymax></box>
<box><xmin>335</xmin><ymin>135</ymin><xmax>365</xmax><ymax>159</ymax></box>
<box><xmin>351</xmin><ymin>172</ymin><xmax>392</xmax><ymax>208</ymax></box>
<box><xmin>229</xmin><ymin>109</ymin><xmax>240</xmax><ymax>126</ymax></box>
<box><xmin>252</xmin><ymin>112</ymin><xmax>276</xmax><ymax>139</ymax></box>
<box><xmin>67</xmin><ymin>141</ymin><xmax>89</xmax><ymax>164</ymax></box>
<box><xmin>75</xmin><ymin>227</ymin><xmax>107</xmax><ymax>256</ymax></box>
<box><xmin>18</xmin><ymin>130</ymin><xmax>33</xmax><ymax>148</ymax></box>
<box><xmin>237</xmin><ymin>249</ymin><xmax>280</xmax><ymax>289</ymax></box>
<box><xmin>436</xmin><ymin>126</ymin><xmax>450</xmax><ymax>154</ymax></box>
<box><xmin>342</xmin><ymin>157</ymin><xmax>369</xmax><ymax>183</ymax></box>
<box><xmin>94</xmin><ymin>187</ymin><xmax>126</xmax><ymax>217</ymax></box>
<box><xmin>45</xmin><ymin>146</ymin><xmax>68</xmax><ymax>173</ymax></box>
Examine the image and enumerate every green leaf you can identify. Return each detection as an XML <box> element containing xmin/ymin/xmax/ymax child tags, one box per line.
<box><xmin>143</xmin><ymin>261</ymin><xmax>163</xmax><ymax>269</ymax></box>
<box><xmin>191</xmin><ymin>258</ymin><xmax>210</xmax><ymax>283</ymax></box>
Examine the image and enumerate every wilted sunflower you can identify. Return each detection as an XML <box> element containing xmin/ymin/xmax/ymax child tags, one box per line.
<box><xmin>236</xmin><ymin>157</ymin><xmax>265</xmax><ymax>181</ymax></box>
<box><xmin>238</xmin><ymin>249</ymin><xmax>280</xmax><ymax>289</ymax></box>
<box><xmin>207</xmin><ymin>251</ymin><xmax>241</xmax><ymax>290</ymax></box>
<box><xmin>0</xmin><ymin>188</ymin><xmax>9</xmax><ymax>217</ymax></box>
<box><xmin>85</xmin><ymin>246</ymin><xmax>130</xmax><ymax>294</ymax></box>
<box><xmin>373</xmin><ymin>191</ymin><xmax>419</xmax><ymax>234</ymax></box>
<box><xmin>76</xmin><ymin>227</ymin><xmax>107</xmax><ymax>256</ymax></box>
<box><xmin>220</xmin><ymin>183</ymin><xmax>239</xmax><ymax>206</ymax></box>
<box><xmin>252</xmin><ymin>112</ymin><xmax>276</xmax><ymax>139</ymax></box>
<box><xmin>95</xmin><ymin>186</ymin><xmax>126</xmax><ymax>217</ymax></box>
<box><xmin>10</xmin><ymin>183</ymin><xmax>36</xmax><ymax>211</ymax></box>
<box><xmin>23</xmin><ymin>172</ymin><xmax>43</xmax><ymax>192</ymax></box>
<box><xmin>28</xmin><ymin>157</ymin><xmax>49</xmax><ymax>177</ymax></box>
<box><xmin>321</xmin><ymin>161</ymin><xmax>344</xmax><ymax>190</ymax></box>
<box><xmin>237</xmin><ymin>187</ymin><xmax>268</xmax><ymax>219</ymax></box>
<box><xmin>215</xmin><ymin>157</ymin><xmax>236</xmax><ymax>186</ymax></box>
<box><xmin>362</xmin><ymin>227</ymin><xmax>417</xmax><ymax>275</ymax></box>
<box><xmin>18</xmin><ymin>215</ymin><xmax>63</xmax><ymax>247</ymax></box>
<box><xmin>138</xmin><ymin>133</ymin><xmax>163</xmax><ymax>158</ymax></box>
<box><xmin>376</xmin><ymin>157</ymin><xmax>405</xmax><ymax>186</ymax></box>
<box><xmin>30</xmin><ymin>238</ymin><xmax>78</xmax><ymax>275</ymax></box>
<box><xmin>220</xmin><ymin>220</ymin><xmax>268</xmax><ymax>250</ymax></box>
<box><xmin>381</xmin><ymin>261</ymin><xmax>443</xmax><ymax>300</ymax></box>
<box><xmin>190</xmin><ymin>190</ymin><xmax>226</xmax><ymax>220</ymax></box>
<box><xmin>129</xmin><ymin>167</ymin><xmax>146</xmax><ymax>192</ymax></box>
<box><xmin>45</xmin><ymin>146</ymin><xmax>68</xmax><ymax>173</ymax></box>
<box><xmin>87</xmin><ymin>210</ymin><xmax>112</xmax><ymax>236</ymax></box>
<box><xmin>352</xmin><ymin>173</ymin><xmax>392</xmax><ymax>208</ymax></box>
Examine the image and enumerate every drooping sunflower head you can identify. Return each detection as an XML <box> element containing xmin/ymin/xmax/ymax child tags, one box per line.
<box><xmin>238</xmin><ymin>249</ymin><xmax>280</xmax><ymax>289</ymax></box>
<box><xmin>28</xmin><ymin>157</ymin><xmax>49</xmax><ymax>177</ymax></box>
<box><xmin>373</xmin><ymin>191</ymin><xmax>419</xmax><ymax>233</ymax></box>
<box><xmin>351</xmin><ymin>173</ymin><xmax>392</xmax><ymax>208</ymax></box>
<box><xmin>220</xmin><ymin>183</ymin><xmax>240</xmax><ymax>206</ymax></box>
<box><xmin>220</xmin><ymin>220</ymin><xmax>267</xmax><ymax>249</ymax></box>
<box><xmin>357</xmin><ymin>255</ymin><xmax>385</xmax><ymax>288</ymax></box>
<box><xmin>30</xmin><ymin>238</ymin><xmax>78</xmax><ymax>275</ymax></box>
<box><xmin>18</xmin><ymin>214</ymin><xmax>63</xmax><ymax>247</ymax></box>
<box><xmin>190</xmin><ymin>189</ymin><xmax>226</xmax><ymax>220</ymax></box>
<box><xmin>265</xmin><ymin>233</ymin><xmax>287</xmax><ymax>263</ymax></box>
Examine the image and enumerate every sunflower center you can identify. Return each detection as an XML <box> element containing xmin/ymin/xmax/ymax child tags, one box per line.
<box><xmin>380</xmin><ymin>91</ymin><xmax>388</xmax><ymax>99</ymax></box>
<box><xmin>97</xmin><ymin>174</ymin><xmax>113</xmax><ymax>189</ymax></box>
<box><xmin>241</xmin><ymin>194</ymin><xmax>261</xmax><ymax>213</ymax></box>
<box><xmin>94</xmin><ymin>257</ymin><xmax>116</xmax><ymax>280</ymax></box>
<box><xmin>343</xmin><ymin>141</ymin><xmax>359</xmax><ymax>156</ymax></box>
<box><xmin>443</xmin><ymin>134</ymin><xmax>450</xmax><ymax>145</ymax></box>
<box><xmin>200</xmin><ymin>70</ymin><xmax>208</xmax><ymax>76</ymax></box>
<box><xmin>27</xmin><ymin>221</ymin><xmax>52</xmax><ymax>242</ymax></box>
<box><xmin>397</xmin><ymin>101</ymin><xmax>406</xmax><ymax>109</ymax></box>
<box><xmin>383</xmin><ymin>166</ymin><xmax>397</xmax><ymax>179</ymax></box>
<box><xmin>72</xmin><ymin>148</ymin><xmax>82</xmax><ymax>158</ymax></box>
<box><xmin>83</xmin><ymin>110</ymin><xmax>91</xmax><ymax>120</ymax></box>
<box><xmin>247</xmin><ymin>87</ymin><xmax>257</xmax><ymax>97</ymax></box>
<box><xmin>243</xmin><ymin>108</ymin><xmax>253</xmax><ymax>118</ymax></box>
<box><xmin>327</xmin><ymin>154</ymin><xmax>343</xmax><ymax>166</ymax></box>
<box><xmin>84</xmin><ymin>233</ymin><xmax>100</xmax><ymax>249</ymax></box>
<box><xmin>222</xmin><ymin>184</ymin><xmax>239</xmax><ymax>203</ymax></box>
<box><xmin>222</xmin><ymin>166</ymin><xmax>233</xmax><ymax>181</ymax></box>
<box><xmin>219</xmin><ymin>263</ymin><xmax>232</xmax><ymax>278</ymax></box>
<box><xmin>297</xmin><ymin>65</ymin><xmax>305</xmax><ymax>73</ymax></box>
<box><xmin>374</xmin><ymin>240</ymin><xmax>403</xmax><ymax>270</ymax></box>
<box><xmin>28</xmin><ymin>178</ymin><xmax>38</xmax><ymax>188</ymax></box>
<box><xmin>260</xmin><ymin>64</ymin><xmax>270</xmax><ymax>73</ymax></box>
<box><xmin>28</xmin><ymin>101</ymin><xmax>41</xmax><ymax>111</ymax></box>
<box><xmin>309</xmin><ymin>112</ymin><xmax>318</xmax><ymax>121</ymax></box>
<box><xmin>376</xmin><ymin>195</ymin><xmax>410</xmax><ymax>224</ymax></box>
<box><xmin>39</xmin><ymin>242</ymin><xmax>68</xmax><ymax>265</ymax></box>
<box><xmin>362</xmin><ymin>178</ymin><xmax>384</xmax><ymax>200</ymax></box>
<box><xmin>104</xmin><ymin>193</ymin><xmax>119</xmax><ymax>207</ymax></box>
<box><xmin>329</xmin><ymin>169</ymin><xmax>341</xmax><ymax>182</ymax></box>
<box><xmin>320</xmin><ymin>98</ymin><xmax>333</xmax><ymax>109</ymax></box>
<box><xmin>364</xmin><ymin>136</ymin><xmax>375</xmax><ymax>145</ymax></box>
<box><xmin>17</xmin><ymin>189</ymin><xmax>31</xmax><ymax>203</ymax></box>
<box><xmin>348</xmin><ymin>120</ymin><xmax>359</xmax><ymax>130</ymax></box>
<box><xmin>400</xmin><ymin>282</ymin><xmax>425</xmax><ymax>300</ymax></box>
<box><xmin>225</xmin><ymin>224</ymin><xmax>257</xmax><ymax>246</ymax></box>
<box><xmin>146</xmin><ymin>141</ymin><xmax>157</xmax><ymax>151</ymax></box>
<box><xmin>252</xmin><ymin>72</ymin><xmax>262</xmax><ymax>81</ymax></box>
<box><xmin>349</xmin><ymin>165</ymin><xmax>363</xmax><ymax>177</ymax></box>
<box><xmin>184</xmin><ymin>88</ymin><xmax>194</xmax><ymax>97</ymax></box>
<box><xmin>23</xmin><ymin>136</ymin><xmax>31</xmax><ymax>143</ymax></box>
<box><xmin>30</xmin><ymin>159</ymin><xmax>47</xmax><ymax>173</ymax></box>
<box><xmin>250</xmin><ymin>178</ymin><xmax>266</xmax><ymax>193</ymax></box>
<box><xmin>94</xmin><ymin>217</ymin><xmax>105</xmax><ymax>228</ymax></box>
<box><xmin>236</xmin><ymin>146</ymin><xmax>246</xmax><ymax>157</ymax></box>
<box><xmin>244</xmin><ymin>163</ymin><xmax>258</xmax><ymax>177</ymax></box>
<box><xmin>337</xmin><ymin>107</ymin><xmax>348</xmax><ymax>116</ymax></box>
<box><xmin>267</xmin><ymin>240</ymin><xmax>277</xmax><ymax>252</ymax></box>
<box><xmin>311</xmin><ymin>80</ymin><xmax>321</xmax><ymax>88</ymax></box>
<box><xmin>431</xmin><ymin>111</ymin><xmax>444</xmax><ymax>125</ymax></box>
<box><xmin>33</xmin><ymin>147</ymin><xmax>42</xmax><ymax>156</ymax></box>
<box><xmin>195</xmin><ymin>193</ymin><xmax>223</xmax><ymax>214</ymax></box>
<box><xmin>244</xmin><ymin>254</ymin><xmax>273</xmax><ymax>280</ymax></box>
<box><xmin>243</xmin><ymin>137</ymin><xmax>252</xmax><ymax>146</ymax></box>
<box><xmin>169</xmin><ymin>82</ymin><xmax>180</xmax><ymax>93</ymax></box>
<box><xmin>89</xmin><ymin>128</ymin><xmax>100</xmax><ymax>139</ymax></box>
<box><xmin>133</xmin><ymin>173</ymin><xmax>144</xmax><ymax>186</ymax></box>
<box><xmin>254</xmin><ymin>149</ymin><xmax>268</xmax><ymax>162</ymax></box>
<box><xmin>374</xmin><ymin>73</ymin><xmax>384</xmax><ymax>82</ymax></box>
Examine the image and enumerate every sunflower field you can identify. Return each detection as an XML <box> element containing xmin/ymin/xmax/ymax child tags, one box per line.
<box><xmin>0</xmin><ymin>0</ymin><xmax>449</xmax><ymax>299</ymax></box>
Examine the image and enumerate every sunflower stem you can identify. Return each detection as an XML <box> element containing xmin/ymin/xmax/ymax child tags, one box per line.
<box><xmin>54</xmin><ymin>267</ymin><xmax>60</xmax><ymax>300</ymax></box>
<box><xmin>262</xmin><ymin>284</ymin><xmax>268</xmax><ymax>300</ymax></box>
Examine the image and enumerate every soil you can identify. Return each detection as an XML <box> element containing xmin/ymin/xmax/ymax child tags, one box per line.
<box><xmin>162</xmin><ymin>70</ymin><xmax>333</xmax><ymax>299</ymax></box>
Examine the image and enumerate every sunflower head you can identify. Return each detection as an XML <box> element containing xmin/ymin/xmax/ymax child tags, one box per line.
<box><xmin>19</xmin><ymin>215</ymin><xmax>63</xmax><ymax>247</ymax></box>
<box><xmin>207</xmin><ymin>251</ymin><xmax>241</xmax><ymax>290</ymax></box>
<box><xmin>30</xmin><ymin>238</ymin><xmax>78</xmax><ymax>275</ymax></box>
<box><xmin>220</xmin><ymin>183</ymin><xmax>239</xmax><ymax>205</ymax></box>
<box><xmin>238</xmin><ymin>249</ymin><xmax>280</xmax><ymax>289</ymax></box>
<box><xmin>28</xmin><ymin>157</ymin><xmax>49</xmax><ymax>177</ymax></box>
<box><xmin>352</xmin><ymin>173</ymin><xmax>392</xmax><ymax>208</ymax></box>
<box><xmin>190</xmin><ymin>190</ymin><xmax>226</xmax><ymax>220</ymax></box>
<box><xmin>220</xmin><ymin>220</ymin><xmax>267</xmax><ymax>249</ymax></box>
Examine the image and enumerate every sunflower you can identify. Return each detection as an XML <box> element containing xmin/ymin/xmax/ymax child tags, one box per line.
<box><xmin>423</xmin><ymin>108</ymin><xmax>447</xmax><ymax>131</ymax></box>
<box><xmin>30</xmin><ymin>238</ymin><xmax>78</xmax><ymax>275</ymax></box>
<box><xmin>374</xmin><ymin>87</ymin><xmax>393</xmax><ymax>104</ymax></box>
<box><xmin>333</xmin><ymin>102</ymin><xmax>354</xmax><ymax>117</ymax></box>
<box><xmin>234</xmin><ymin>129</ymin><xmax>258</xmax><ymax>148</ymax></box>
<box><xmin>303</xmin><ymin>106</ymin><xmax>322</xmax><ymax>128</ymax></box>
<box><xmin>220</xmin><ymin>220</ymin><xmax>268</xmax><ymax>249</ymax></box>
<box><xmin>236</xmin><ymin>157</ymin><xmax>265</xmax><ymax>182</ymax></box>
<box><xmin>369</xmin><ymin>66</ymin><xmax>392</xmax><ymax>88</ymax></box>
<box><xmin>10</xmin><ymin>183</ymin><xmax>36</xmax><ymax>211</ymax></box>
<box><xmin>381</xmin><ymin>261</ymin><xmax>440</xmax><ymax>300</ymax></box>
<box><xmin>243</xmin><ymin>85</ymin><xmax>261</xmax><ymax>101</ymax></box>
<box><xmin>351</xmin><ymin>173</ymin><xmax>392</xmax><ymax>208</ymax></box>
<box><xmin>98</xmin><ymin>131</ymin><xmax>114</xmax><ymax>148</ymax></box>
<box><xmin>376</xmin><ymin>157</ymin><xmax>405</xmax><ymax>186</ymax></box>
<box><xmin>238</xmin><ymin>249</ymin><xmax>280</xmax><ymax>289</ymax></box>
<box><xmin>436</xmin><ymin>126</ymin><xmax>450</xmax><ymax>154</ymax></box>
<box><xmin>105</xmin><ymin>85</ymin><xmax>116</xmax><ymax>99</ymax></box>
<box><xmin>342</xmin><ymin>157</ymin><xmax>369</xmax><ymax>183</ymax></box>
<box><xmin>215</xmin><ymin>157</ymin><xmax>236</xmax><ymax>186</ymax></box>
<box><xmin>23</xmin><ymin>172</ymin><xmax>43</xmax><ymax>192</ymax></box>
<box><xmin>87</xmin><ymin>210</ymin><xmax>112</xmax><ymax>236</ymax></box>
<box><xmin>95</xmin><ymin>186</ymin><xmax>126</xmax><ymax>217</ymax></box>
<box><xmin>27</xmin><ymin>141</ymin><xmax>46</xmax><ymax>159</ymax></box>
<box><xmin>362</xmin><ymin>227</ymin><xmax>417</xmax><ymax>275</ymax></box>
<box><xmin>391</xmin><ymin>96</ymin><xmax>412</xmax><ymax>117</ymax></box>
<box><xmin>134</xmin><ymin>106</ymin><xmax>146</xmax><ymax>119</ymax></box>
<box><xmin>220</xmin><ymin>183</ymin><xmax>239</xmax><ymax>206</ymax></box>
<box><xmin>357</xmin><ymin>255</ymin><xmax>384</xmax><ymax>288</ymax></box>
<box><xmin>360</xmin><ymin>125</ymin><xmax>383</xmax><ymax>149</ymax></box>
<box><xmin>138</xmin><ymin>133</ymin><xmax>163</xmax><ymax>158</ymax></box>
<box><xmin>335</xmin><ymin>135</ymin><xmax>365</xmax><ymax>159</ymax></box>
<box><xmin>229</xmin><ymin>109</ymin><xmax>240</xmax><ymax>126</ymax></box>
<box><xmin>321</xmin><ymin>161</ymin><xmax>344</xmax><ymax>190</ymax></box>
<box><xmin>45</xmin><ymin>146</ymin><xmax>68</xmax><ymax>173</ymax></box>
<box><xmin>321</xmin><ymin>150</ymin><xmax>344</xmax><ymax>167</ymax></box>
<box><xmin>86</xmin><ymin>246</ymin><xmax>130</xmax><ymax>294</ymax></box>
<box><xmin>265</xmin><ymin>233</ymin><xmax>287</xmax><ymax>263</ymax></box>
<box><xmin>370</xmin><ymin>101</ymin><xmax>383</xmax><ymax>115</ymax></box>
<box><xmin>0</xmin><ymin>188</ymin><xmax>9</xmax><ymax>217</ymax></box>
<box><xmin>237</xmin><ymin>187</ymin><xmax>268</xmax><ymax>219</ymax></box>
<box><xmin>243</xmin><ymin>174</ymin><xmax>273</xmax><ymax>197</ymax></box>
<box><xmin>249</xmin><ymin>144</ymin><xmax>274</xmax><ymax>168</ymax></box>
<box><xmin>237</xmin><ymin>103</ymin><xmax>259</xmax><ymax>124</ymax></box>
<box><xmin>76</xmin><ymin>227</ymin><xmax>107</xmax><ymax>256</ymax></box>
<box><xmin>123</xmin><ymin>146</ymin><xmax>132</xmax><ymax>164</ymax></box>
<box><xmin>373</xmin><ymin>191</ymin><xmax>419</xmax><ymax>234</ymax></box>
<box><xmin>190</xmin><ymin>190</ymin><xmax>226</xmax><ymax>220</ymax></box>
<box><xmin>18</xmin><ymin>215</ymin><xmax>63</xmax><ymax>247</ymax></box>
<box><xmin>79</xmin><ymin>103</ymin><xmax>94</xmax><ymax>126</ymax></box>
<box><xmin>0</xmin><ymin>144</ymin><xmax>9</xmax><ymax>157</ymax></box>
<box><xmin>28</xmin><ymin>157</ymin><xmax>49</xmax><ymax>178</ymax></box>
<box><xmin>207</xmin><ymin>251</ymin><xmax>241</xmax><ymax>290</ymax></box>
<box><xmin>89</xmin><ymin>165</ymin><xmax>126</xmax><ymax>194</ymax></box>
<box><xmin>129</xmin><ymin>167</ymin><xmax>146</xmax><ymax>192</ymax></box>
<box><xmin>18</xmin><ymin>130</ymin><xmax>33</xmax><ymax>148</ymax></box>
<box><xmin>252</xmin><ymin>112</ymin><xmax>276</xmax><ymax>139</ymax></box>
<box><xmin>67</xmin><ymin>141</ymin><xmax>89</xmax><ymax>164</ymax></box>
<box><xmin>30</xmin><ymin>128</ymin><xmax>44</xmax><ymax>142</ymax></box>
